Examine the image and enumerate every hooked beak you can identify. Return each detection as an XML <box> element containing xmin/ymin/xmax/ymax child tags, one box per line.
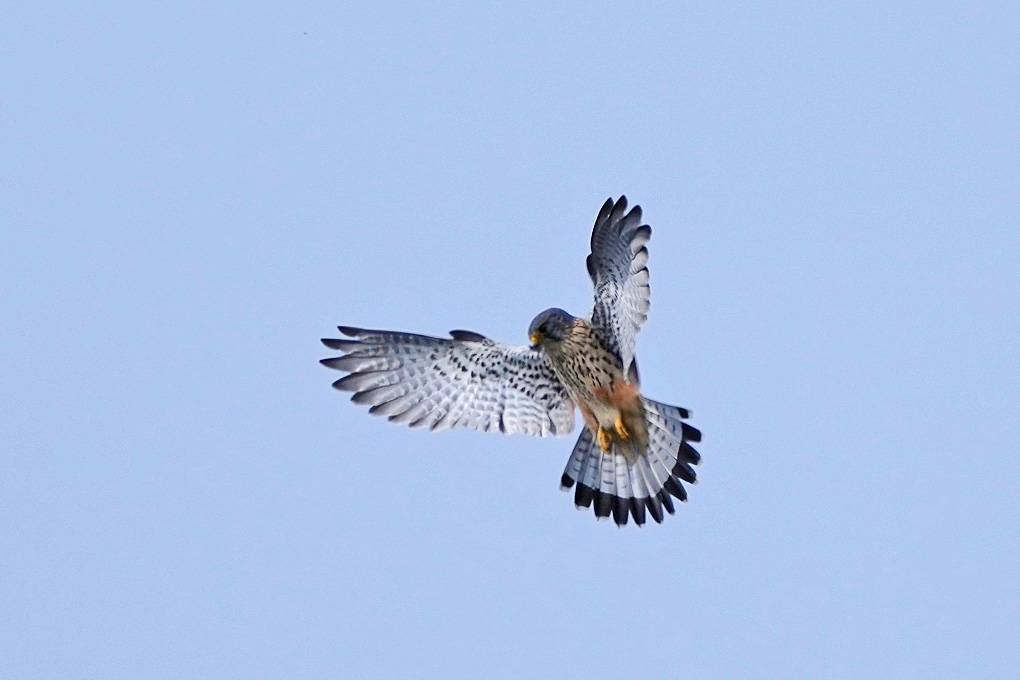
<box><xmin>530</xmin><ymin>332</ymin><xmax>541</xmax><ymax>346</ymax></box>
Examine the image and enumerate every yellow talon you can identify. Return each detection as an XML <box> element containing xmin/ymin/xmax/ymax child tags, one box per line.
<box><xmin>596</xmin><ymin>427</ymin><xmax>612</xmax><ymax>452</ymax></box>
<box><xmin>615</xmin><ymin>416</ymin><xmax>629</xmax><ymax>440</ymax></box>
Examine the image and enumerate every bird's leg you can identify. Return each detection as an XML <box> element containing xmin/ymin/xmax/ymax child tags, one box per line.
<box><xmin>596</xmin><ymin>426</ymin><xmax>612</xmax><ymax>452</ymax></box>
<box><xmin>614</xmin><ymin>415</ymin><xmax>630</xmax><ymax>441</ymax></box>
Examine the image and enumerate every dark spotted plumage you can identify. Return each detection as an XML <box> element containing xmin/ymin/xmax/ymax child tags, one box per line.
<box><xmin>322</xmin><ymin>327</ymin><xmax>574</xmax><ymax>436</ymax></box>
<box><xmin>545</xmin><ymin>318</ymin><xmax>621</xmax><ymax>399</ymax></box>
<box><xmin>321</xmin><ymin>196</ymin><xmax>701</xmax><ymax>527</ymax></box>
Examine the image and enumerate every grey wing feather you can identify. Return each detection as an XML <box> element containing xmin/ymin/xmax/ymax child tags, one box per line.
<box><xmin>587</xmin><ymin>196</ymin><xmax>652</xmax><ymax>375</ymax></box>
<box><xmin>321</xmin><ymin>326</ymin><xmax>575</xmax><ymax>437</ymax></box>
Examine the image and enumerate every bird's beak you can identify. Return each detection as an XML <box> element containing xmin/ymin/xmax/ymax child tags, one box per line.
<box><xmin>530</xmin><ymin>333</ymin><xmax>541</xmax><ymax>346</ymax></box>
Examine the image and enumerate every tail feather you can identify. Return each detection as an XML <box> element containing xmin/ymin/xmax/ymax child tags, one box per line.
<box><xmin>597</xmin><ymin>448</ymin><xmax>615</xmax><ymax>516</ymax></box>
<box><xmin>644</xmin><ymin>443</ymin><xmax>674</xmax><ymax>494</ymax></box>
<box><xmin>560</xmin><ymin>397</ymin><xmax>701</xmax><ymax>527</ymax></box>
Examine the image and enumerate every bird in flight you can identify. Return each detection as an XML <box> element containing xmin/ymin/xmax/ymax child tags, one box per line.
<box><xmin>321</xmin><ymin>197</ymin><xmax>701</xmax><ymax>526</ymax></box>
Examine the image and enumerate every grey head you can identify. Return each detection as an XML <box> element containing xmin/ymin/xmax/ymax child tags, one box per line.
<box><xmin>528</xmin><ymin>308</ymin><xmax>575</xmax><ymax>347</ymax></box>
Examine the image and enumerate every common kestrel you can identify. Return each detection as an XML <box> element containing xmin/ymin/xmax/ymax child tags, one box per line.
<box><xmin>321</xmin><ymin>197</ymin><xmax>701</xmax><ymax>526</ymax></box>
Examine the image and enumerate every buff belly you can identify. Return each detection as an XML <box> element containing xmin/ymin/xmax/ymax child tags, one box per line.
<box><xmin>547</xmin><ymin>318</ymin><xmax>650</xmax><ymax>456</ymax></box>
<box><xmin>573</xmin><ymin>379</ymin><xmax>650</xmax><ymax>459</ymax></box>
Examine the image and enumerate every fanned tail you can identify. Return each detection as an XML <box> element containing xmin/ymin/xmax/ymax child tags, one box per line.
<box><xmin>559</xmin><ymin>397</ymin><xmax>701</xmax><ymax>526</ymax></box>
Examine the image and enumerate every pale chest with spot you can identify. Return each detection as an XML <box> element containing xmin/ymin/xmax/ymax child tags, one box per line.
<box><xmin>545</xmin><ymin>320</ymin><xmax>624</xmax><ymax>407</ymax></box>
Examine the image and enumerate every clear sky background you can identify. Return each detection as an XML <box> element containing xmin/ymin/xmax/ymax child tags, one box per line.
<box><xmin>3</xmin><ymin>2</ymin><xmax>1019</xmax><ymax>678</ymax></box>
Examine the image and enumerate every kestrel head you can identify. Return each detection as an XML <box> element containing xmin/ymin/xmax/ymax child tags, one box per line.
<box><xmin>529</xmin><ymin>308</ymin><xmax>575</xmax><ymax>347</ymax></box>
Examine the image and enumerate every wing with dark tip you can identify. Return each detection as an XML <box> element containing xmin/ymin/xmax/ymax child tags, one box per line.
<box><xmin>321</xmin><ymin>326</ymin><xmax>575</xmax><ymax>437</ymax></box>
<box><xmin>587</xmin><ymin>195</ymin><xmax>652</xmax><ymax>375</ymax></box>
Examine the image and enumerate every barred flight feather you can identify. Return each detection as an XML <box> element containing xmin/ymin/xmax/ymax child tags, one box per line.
<box><xmin>321</xmin><ymin>327</ymin><xmax>575</xmax><ymax>438</ymax></box>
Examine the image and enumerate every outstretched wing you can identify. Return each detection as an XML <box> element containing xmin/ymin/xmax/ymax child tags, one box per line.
<box><xmin>587</xmin><ymin>196</ymin><xmax>652</xmax><ymax>376</ymax></box>
<box><xmin>321</xmin><ymin>326</ymin><xmax>575</xmax><ymax>437</ymax></box>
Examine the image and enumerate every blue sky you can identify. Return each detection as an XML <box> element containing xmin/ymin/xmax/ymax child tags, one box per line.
<box><xmin>3</xmin><ymin>2</ymin><xmax>1019</xmax><ymax>678</ymax></box>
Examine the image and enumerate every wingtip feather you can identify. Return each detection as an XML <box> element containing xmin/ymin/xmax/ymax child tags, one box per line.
<box><xmin>681</xmin><ymin>422</ymin><xmax>702</xmax><ymax>443</ymax></box>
